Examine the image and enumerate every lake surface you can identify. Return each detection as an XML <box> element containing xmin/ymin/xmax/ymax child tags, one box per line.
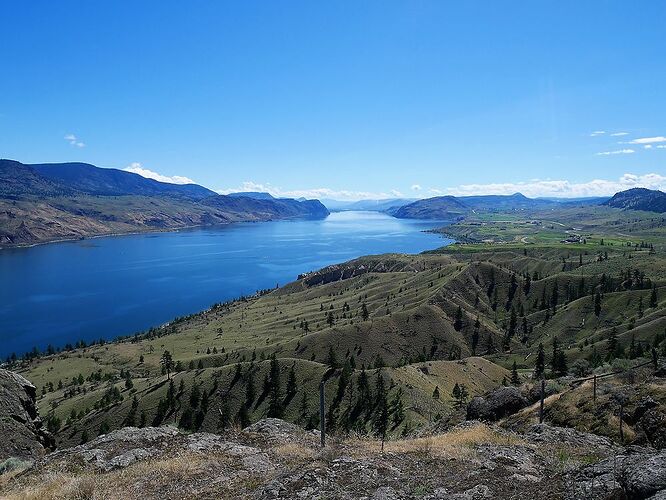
<box><xmin>0</xmin><ymin>211</ymin><xmax>452</xmax><ymax>357</ymax></box>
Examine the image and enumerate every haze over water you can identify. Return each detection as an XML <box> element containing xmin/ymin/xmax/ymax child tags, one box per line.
<box><xmin>0</xmin><ymin>212</ymin><xmax>452</xmax><ymax>357</ymax></box>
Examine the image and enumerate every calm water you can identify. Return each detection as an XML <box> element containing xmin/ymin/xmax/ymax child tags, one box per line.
<box><xmin>0</xmin><ymin>211</ymin><xmax>452</xmax><ymax>357</ymax></box>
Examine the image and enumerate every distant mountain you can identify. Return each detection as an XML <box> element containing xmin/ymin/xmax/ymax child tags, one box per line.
<box><xmin>321</xmin><ymin>198</ymin><xmax>417</xmax><ymax>212</ymax></box>
<box><xmin>393</xmin><ymin>196</ymin><xmax>469</xmax><ymax>219</ymax></box>
<box><xmin>458</xmin><ymin>193</ymin><xmax>555</xmax><ymax>210</ymax></box>
<box><xmin>227</xmin><ymin>191</ymin><xmax>275</xmax><ymax>200</ymax></box>
<box><xmin>0</xmin><ymin>159</ymin><xmax>329</xmax><ymax>246</ymax></box>
<box><xmin>604</xmin><ymin>188</ymin><xmax>666</xmax><ymax>213</ymax></box>
<box><xmin>29</xmin><ymin>161</ymin><xmax>217</xmax><ymax>200</ymax></box>
<box><xmin>392</xmin><ymin>192</ymin><xmax>585</xmax><ymax>220</ymax></box>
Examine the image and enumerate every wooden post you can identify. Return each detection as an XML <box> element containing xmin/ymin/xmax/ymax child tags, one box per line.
<box><xmin>539</xmin><ymin>379</ymin><xmax>545</xmax><ymax>424</ymax></box>
<box><xmin>619</xmin><ymin>404</ymin><xmax>624</xmax><ymax>443</ymax></box>
<box><xmin>652</xmin><ymin>348</ymin><xmax>659</xmax><ymax>371</ymax></box>
<box><xmin>593</xmin><ymin>375</ymin><xmax>597</xmax><ymax>402</ymax></box>
<box><xmin>319</xmin><ymin>380</ymin><xmax>326</xmax><ymax>448</ymax></box>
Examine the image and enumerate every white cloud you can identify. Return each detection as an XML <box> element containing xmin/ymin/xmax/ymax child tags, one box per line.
<box><xmin>411</xmin><ymin>184</ymin><xmax>422</xmax><ymax>191</ymax></box>
<box><xmin>216</xmin><ymin>181</ymin><xmax>400</xmax><ymax>201</ymax></box>
<box><xmin>441</xmin><ymin>173</ymin><xmax>666</xmax><ymax>198</ymax></box>
<box><xmin>64</xmin><ymin>133</ymin><xmax>85</xmax><ymax>148</ymax></box>
<box><xmin>590</xmin><ymin>131</ymin><xmax>606</xmax><ymax>136</ymax></box>
<box><xmin>627</xmin><ymin>136</ymin><xmax>666</xmax><ymax>144</ymax></box>
<box><xmin>610</xmin><ymin>132</ymin><xmax>629</xmax><ymax>136</ymax></box>
<box><xmin>596</xmin><ymin>149</ymin><xmax>635</xmax><ymax>156</ymax></box>
<box><xmin>644</xmin><ymin>145</ymin><xmax>653</xmax><ymax>149</ymax></box>
<box><xmin>123</xmin><ymin>162</ymin><xmax>195</xmax><ymax>185</ymax></box>
<box><xmin>657</xmin><ymin>145</ymin><xmax>666</xmax><ymax>149</ymax></box>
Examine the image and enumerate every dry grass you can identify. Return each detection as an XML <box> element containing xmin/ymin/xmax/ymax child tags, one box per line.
<box><xmin>0</xmin><ymin>453</ymin><xmax>251</xmax><ymax>500</ymax></box>
<box><xmin>347</xmin><ymin>422</ymin><xmax>524</xmax><ymax>459</ymax></box>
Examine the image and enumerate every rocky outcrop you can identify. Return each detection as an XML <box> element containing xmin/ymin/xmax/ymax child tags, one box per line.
<box><xmin>467</xmin><ymin>386</ymin><xmax>528</xmax><ymax>421</ymax></box>
<box><xmin>566</xmin><ymin>446</ymin><xmax>666</xmax><ymax>499</ymax></box>
<box><xmin>0</xmin><ymin>368</ymin><xmax>54</xmax><ymax>461</ymax></box>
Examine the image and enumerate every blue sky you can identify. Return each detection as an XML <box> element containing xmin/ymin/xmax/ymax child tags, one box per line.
<box><xmin>2</xmin><ymin>1</ymin><xmax>665</xmax><ymax>199</ymax></box>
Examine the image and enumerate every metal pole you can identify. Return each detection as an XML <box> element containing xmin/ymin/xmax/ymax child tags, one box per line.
<box><xmin>319</xmin><ymin>380</ymin><xmax>326</xmax><ymax>448</ymax></box>
<box><xmin>539</xmin><ymin>379</ymin><xmax>545</xmax><ymax>424</ymax></box>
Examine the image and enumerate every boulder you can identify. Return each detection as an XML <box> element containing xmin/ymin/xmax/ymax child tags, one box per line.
<box><xmin>0</xmin><ymin>368</ymin><xmax>54</xmax><ymax>461</ymax></box>
<box><xmin>467</xmin><ymin>387</ymin><xmax>528</xmax><ymax>421</ymax></box>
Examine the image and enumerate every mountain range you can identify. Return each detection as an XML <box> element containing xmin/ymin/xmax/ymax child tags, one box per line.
<box><xmin>0</xmin><ymin>160</ymin><xmax>329</xmax><ymax>247</ymax></box>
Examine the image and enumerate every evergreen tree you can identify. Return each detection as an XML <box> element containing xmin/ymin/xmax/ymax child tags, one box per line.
<box><xmin>534</xmin><ymin>343</ymin><xmax>545</xmax><ymax>378</ymax></box>
<box><xmin>594</xmin><ymin>292</ymin><xmax>602</xmax><ymax>317</ymax></box>
<box><xmin>327</xmin><ymin>345</ymin><xmax>340</xmax><ymax>369</ymax></box>
<box><xmin>454</xmin><ymin>306</ymin><xmax>463</xmax><ymax>331</ymax></box>
<box><xmin>286</xmin><ymin>365</ymin><xmax>297</xmax><ymax>399</ymax></box>
<box><xmin>160</xmin><ymin>350</ymin><xmax>174</xmax><ymax>379</ymax></box>
<box><xmin>361</xmin><ymin>303</ymin><xmax>370</xmax><ymax>321</ymax></box>
<box><xmin>236</xmin><ymin>402</ymin><xmax>250</xmax><ymax>427</ymax></box>
<box><xmin>267</xmin><ymin>357</ymin><xmax>284</xmax><ymax>418</ymax></box>
<box><xmin>510</xmin><ymin>361</ymin><xmax>520</xmax><ymax>385</ymax></box>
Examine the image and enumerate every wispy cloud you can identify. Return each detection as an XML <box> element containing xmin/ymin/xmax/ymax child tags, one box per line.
<box><xmin>442</xmin><ymin>173</ymin><xmax>666</xmax><ymax>198</ymax></box>
<box><xmin>411</xmin><ymin>184</ymin><xmax>422</xmax><ymax>191</ymax></box>
<box><xmin>610</xmin><ymin>132</ymin><xmax>629</xmax><ymax>136</ymax></box>
<box><xmin>657</xmin><ymin>145</ymin><xmax>666</xmax><ymax>149</ymax></box>
<box><xmin>626</xmin><ymin>136</ymin><xmax>666</xmax><ymax>144</ymax></box>
<box><xmin>590</xmin><ymin>131</ymin><xmax>606</xmax><ymax>137</ymax></box>
<box><xmin>64</xmin><ymin>133</ymin><xmax>85</xmax><ymax>148</ymax></box>
<box><xmin>123</xmin><ymin>162</ymin><xmax>195</xmax><ymax>185</ymax></box>
<box><xmin>216</xmin><ymin>181</ymin><xmax>400</xmax><ymax>201</ymax></box>
<box><xmin>596</xmin><ymin>149</ymin><xmax>635</xmax><ymax>156</ymax></box>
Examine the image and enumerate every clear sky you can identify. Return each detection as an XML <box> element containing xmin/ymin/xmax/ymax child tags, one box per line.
<box><xmin>2</xmin><ymin>1</ymin><xmax>665</xmax><ymax>200</ymax></box>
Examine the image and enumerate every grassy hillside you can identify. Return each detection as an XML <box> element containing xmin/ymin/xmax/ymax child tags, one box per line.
<box><xmin>9</xmin><ymin>223</ymin><xmax>666</xmax><ymax>447</ymax></box>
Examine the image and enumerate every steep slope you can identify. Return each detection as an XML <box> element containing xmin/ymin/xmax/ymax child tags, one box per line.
<box><xmin>0</xmin><ymin>159</ymin><xmax>329</xmax><ymax>246</ymax></box>
<box><xmin>605</xmin><ymin>187</ymin><xmax>666</xmax><ymax>213</ymax></box>
<box><xmin>0</xmin><ymin>369</ymin><xmax>54</xmax><ymax>461</ymax></box>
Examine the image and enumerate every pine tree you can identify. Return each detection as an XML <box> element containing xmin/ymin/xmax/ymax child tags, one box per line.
<box><xmin>267</xmin><ymin>357</ymin><xmax>284</xmax><ymax>418</ymax></box>
<box><xmin>361</xmin><ymin>303</ymin><xmax>370</xmax><ymax>321</ymax></box>
<box><xmin>594</xmin><ymin>292</ymin><xmax>602</xmax><ymax>317</ymax></box>
<box><xmin>510</xmin><ymin>360</ymin><xmax>520</xmax><ymax>385</ymax></box>
<box><xmin>534</xmin><ymin>343</ymin><xmax>545</xmax><ymax>379</ymax></box>
<box><xmin>454</xmin><ymin>306</ymin><xmax>463</xmax><ymax>331</ymax></box>
<box><xmin>327</xmin><ymin>346</ymin><xmax>339</xmax><ymax>369</ymax></box>
<box><xmin>160</xmin><ymin>350</ymin><xmax>174</xmax><ymax>379</ymax></box>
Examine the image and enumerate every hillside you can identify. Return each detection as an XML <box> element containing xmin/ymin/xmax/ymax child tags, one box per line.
<box><xmin>605</xmin><ymin>187</ymin><xmax>666</xmax><ymax>213</ymax></box>
<box><xmin>393</xmin><ymin>195</ymin><xmax>469</xmax><ymax>219</ymax></box>
<box><xmin>5</xmin><ymin>217</ymin><xmax>665</xmax><ymax>449</ymax></box>
<box><xmin>0</xmin><ymin>160</ymin><xmax>329</xmax><ymax>247</ymax></box>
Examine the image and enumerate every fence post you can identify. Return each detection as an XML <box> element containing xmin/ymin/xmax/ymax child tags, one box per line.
<box><xmin>539</xmin><ymin>379</ymin><xmax>545</xmax><ymax>424</ymax></box>
<box><xmin>593</xmin><ymin>375</ymin><xmax>597</xmax><ymax>402</ymax></box>
<box><xmin>319</xmin><ymin>380</ymin><xmax>326</xmax><ymax>448</ymax></box>
<box><xmin>652</xmin><ymin>348</ymin><xmax>659</xmax><ymax>371</ymax></box>
<box><xmin>619</xmin><ymin>403</ymin><xmax>624</xmax><ymax>444</ymax></box>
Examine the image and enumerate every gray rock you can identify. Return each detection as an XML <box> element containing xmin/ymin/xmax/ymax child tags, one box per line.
<box><xmin>466</xmin><ymin>387</ymin><xmax>528</xmax><ymax>421</ymax></box>
<box><xmin>0</xmin><ymin>368</ymin><xmax>54</xmax><ymax>461</ymax></box>
<box><xmin>526</xmin><ymin>423</ymin><xmax>617</xmax><ymax>451</ymax></box>
<box><xmin>620</xmin><ymin>447</ymin><xmax>666</xmax><ymax>498</ymax></box>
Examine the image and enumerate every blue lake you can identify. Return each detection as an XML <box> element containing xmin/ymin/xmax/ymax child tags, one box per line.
<box><xmin>0</xmin><ymin>211</ymin><xmax>452</xmax><ymax>357</ymax></box>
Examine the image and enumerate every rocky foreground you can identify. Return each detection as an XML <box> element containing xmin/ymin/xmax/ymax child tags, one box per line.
<box><xmin>0</xmin><ymin>417</ymin><xmax>664</xmax><ymax>499</ymax></box>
